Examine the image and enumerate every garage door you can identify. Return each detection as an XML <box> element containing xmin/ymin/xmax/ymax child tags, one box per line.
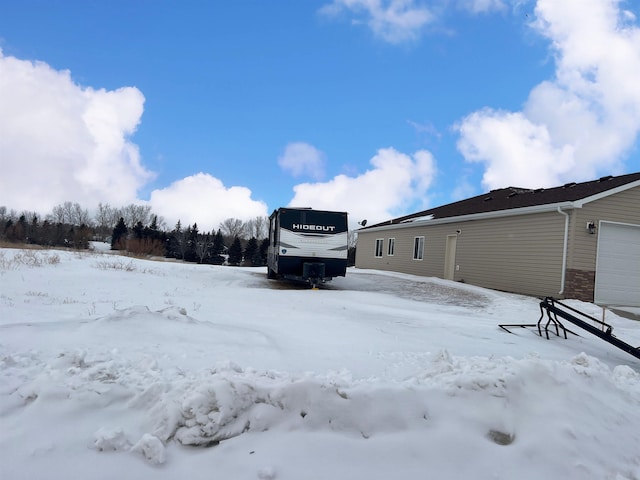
<box><xmin>594</xmin><ymin>222</ymin><xmax>640</xmax><ymax>306</ymax></box>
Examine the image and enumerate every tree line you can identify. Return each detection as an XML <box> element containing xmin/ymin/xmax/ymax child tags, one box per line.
<box><xmin>0</xmin><ymin>202</ymin><xmax>271</xmax><ymax>266</ymax></box>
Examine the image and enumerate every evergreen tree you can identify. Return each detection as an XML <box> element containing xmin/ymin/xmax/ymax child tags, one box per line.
<box><xmin>208</xmin><ymin>229</ymin><xmax>225</xmax><ymax>264</ymax></box>
<box><xmin>41</xmin><ymin>220</ymin><xmax>52</xmax><ymax>246</ymax></box>
<box><xmin>243</xmin><ymin>237</ymin><xmax>259</xmax><ymax>266</ymax></box>
<box><xmin>145</xmin><ymin>215</ymin><xmax>161</xmax><ymax>241</ymax></box>
<box><xmin>227</xmin><ymin>236</ymin><xmax>243</xmax><ymax>266</ymax></box>
<box><xmin>132</xmin><ymin>220</ymin><xmax>144</xmax><ymax>239</ymax></box>
<box><xmin>53</xmin><ymin>222</ymin><xmax>66</xmax><ymax>247</ymax></box>
<box><xmin>111</xmin><ymin>217</ymin><xmax>128</xmax><ymax>250</ymax></box>
<box><xmin>259</xmin><ymin>238</ymin><xmax>269</xmax><ymax>266</ymax></box>
<box><xmin>71</xmin><ymin>224</ymin><xmax>91</xmax><ymax>249</ymax></box>
<box><xmin>28</xmin><ymin>215</ymin><xmax>39</xmax><ymax>244</ymax></box>
<box><xmin>184</xmin><ymin>224</ymin><xmax>198</xmax><ymax>262</ymax></box>
<box><xmin>212</xmin><ymin>229</ymin><xmax>224</xmax><ymax>254</ymax></box>
<box><xmin>6</xmin><ymin>215</ymin><xmax>27</xmax><ymax>243</ymax></box>
<box><xmin>149</xmin><ymin>215</ymin><xmax>159</xmax><ymax>233</ymax></box>
<box><xmin>167</xmin><ymin>220</ymin><xmax>189</xmax><ymax>260</ymax></box>
<box><xmin>3</xmin><ymin>219</ymin><xmax>13</xmax><ymax>241</ymax></box>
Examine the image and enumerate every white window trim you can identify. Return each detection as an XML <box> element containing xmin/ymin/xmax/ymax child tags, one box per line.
<box><xmin>387</xmin><ymin>237</ymin><xmax>395</xmax><ymax>256</ymax></box>
<box><xmin>413</xmin><ymin>236</ymin><xmax>424</xmax><ymax>260</ymax></box>
<box><xmin>375</xmin><ymin>238</ymin><xmax>384</xmax><ymax>258</ymax></box>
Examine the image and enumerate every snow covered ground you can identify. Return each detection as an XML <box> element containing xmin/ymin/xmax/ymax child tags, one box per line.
<box><xmin>1</xmin><ymin>245</ymin><xmax>640</xmax><ymax>480</ymax></box>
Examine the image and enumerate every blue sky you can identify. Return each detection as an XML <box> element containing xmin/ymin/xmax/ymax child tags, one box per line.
<box><xmin>1</xmin><ymin>0</ymin><xmax>639</xmax><ymax>231</ymax></box>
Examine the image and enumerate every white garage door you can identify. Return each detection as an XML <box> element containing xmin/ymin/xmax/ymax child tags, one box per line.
<box><xmin>594</xmin><ymin>222</ymin><xmax>640</xmax><ymax>306</ymax></box>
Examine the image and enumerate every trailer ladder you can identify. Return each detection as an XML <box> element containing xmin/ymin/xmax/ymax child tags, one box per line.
<box><xmin>500</xmin><ymin>297</ymin><xmax>640</xmax><ymax>361</ymax></box>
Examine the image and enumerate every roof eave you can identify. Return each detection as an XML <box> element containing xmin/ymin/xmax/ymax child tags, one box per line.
<box><xmin>573</xmin><ymin>179</ymin><xmax>640</xmax><ymax>207</ymax></box>
<box><xmin>360</xmin><ymin>201</ymin><xmax>576</xmax><ymax>233</ymax></box>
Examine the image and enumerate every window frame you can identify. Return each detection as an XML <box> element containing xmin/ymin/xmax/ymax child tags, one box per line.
<box><xmin>387</xmin><ymin>237</ymin><xmax>395</xmax><ymax>256</ymax></box>
<box><xmin>413</xmin><ymin>236</ymin><xmax>424</xmax><ymax>260</ymax></box>
<box><xmin>375</xmin><ymin>238</ymin><xmax>384</xmax><ymax>258</ymax></box>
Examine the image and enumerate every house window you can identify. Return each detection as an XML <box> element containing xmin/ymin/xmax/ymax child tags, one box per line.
<box><xmin>375</xmin><ymin>238</ymin><xmax>384</xmax><ymax>257</ymax></box>
<box><xmin>388</xmin><ymin>238</ymin><xmax>395</xmax><ymax>256</ymax></box>
<box><xmin>413</xmin><ymin>236</ymin><xmax>424</xmax><ymax>260</ymax></box>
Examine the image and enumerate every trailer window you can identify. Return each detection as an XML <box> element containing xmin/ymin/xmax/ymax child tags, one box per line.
<box><xmin>387</xmin><ymin>238</ymin><xmax>395</xmax><ymax>256</ymax></box>
<box><xmin>375</xmin><ymin>239</ymin><xmax>384</xmax><ymax>258</ymax></box>
<box><xmin>413</xmin><ymin>236</ymin><xmax>424</xmax><ymax>260</ymax></box>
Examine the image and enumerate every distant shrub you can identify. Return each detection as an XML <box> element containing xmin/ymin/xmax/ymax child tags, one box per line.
<box><xmin>0</xmin><ymin>252</ymin><xmax>12</xmax><ymax>271</ymax></box>
<box><xmin>0</xmin><ymin>250</ymin><xmax>61</xmax><ymax>269</ymax></box>
<box><xmin>126</xmin><ymin>238</ymin><xmax>165</xmax><ymax>257</ymax></box>
<box><xmin>95</xmin><ymin>259</ymin><xmax>137</xmax><ymax>272</ymax></box>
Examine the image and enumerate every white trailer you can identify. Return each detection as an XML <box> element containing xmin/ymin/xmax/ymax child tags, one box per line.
<box><xmin>267</xmin><ymin>207</ymin><xmax>348</xmax><ymax>287</ymax></box>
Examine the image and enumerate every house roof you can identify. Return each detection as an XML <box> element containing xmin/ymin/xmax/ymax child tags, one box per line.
<box><xmin>365</xmin><ymin>172</ymin><xmax>640</xmax><ymax>229</ymax></box>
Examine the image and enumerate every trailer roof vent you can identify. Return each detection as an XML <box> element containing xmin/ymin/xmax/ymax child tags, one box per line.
<box><xmin>598</xmin><ymin>175</ymin><xmax>613</xmax><ymax>182</ymax></box>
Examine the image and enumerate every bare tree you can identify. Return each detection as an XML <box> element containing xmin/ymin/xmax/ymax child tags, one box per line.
<box><xmin>245</xmin><ymin>216</ymin><xmax>269</xmax><ymax>239</ymax></box>
<box><xmin>95</xmin><ymin>203</ymin><xmax>119</xmax><ymax>229</ymax></box>
<box><xmin>49</xmin><ymin>202</ymin><xmax>90</xmax><ymax>226</ymax></box>
<box><xmin>152</xmin><ymin>215</ymin><xmax>167</xmax><ymax>230</ymax></box>
<box><xmin>71</xmin><ymin>203</ymin><xmax>91</xmax><ymax>226</ymax></box>
<box><xmin>19</xmin><ymin>210</ymin><xmax>39</xmax><ymax>224</ymax></box>
<box><xmin>348</xmin><ymin>230</ymin><xmax>358</xmax><ymax>249</ymax></box>
<box><xmin>195</xmin><ymin>232</ymin><xmax>212</xmax><ymax>264</ymax></box>
<box><xmin>62</xmin><ymin>202</ymin><xmax>75</xmax><ymax>223</ymax></box>
<box><xmin>219</xmin><ymin>218</ymin><xmax>246</xmax><ymax>239</ymax></box>
<box><xmin>50</xmin><ymin>202</ymin><xmax>70</xmax><ymax>223</ymax></box>
<box><xmin>348</xmin><ymin>230</ymin><xmax>358</xmax><ymax>266</ymax></box>
<box><xmin>121</xmin><ymin>204</ymin><xmax>152</xmax><ymax>228</ymax></box>
<box><xmin>6</xmin><ymin>208</ymin><xmax>18</xmax><ymax>222</ymax></box>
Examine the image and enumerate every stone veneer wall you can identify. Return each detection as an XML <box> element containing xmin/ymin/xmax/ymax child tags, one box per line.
<box><xmin>564</xmin><ymin>268</ymin><xmax>595</xmax><ymax>302</ymax></box>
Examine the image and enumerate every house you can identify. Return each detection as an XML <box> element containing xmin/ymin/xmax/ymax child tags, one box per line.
<box><xmin>355</xmin><ymin>172</ymin><xmax>640</xmax><ymax>306</ymax></box>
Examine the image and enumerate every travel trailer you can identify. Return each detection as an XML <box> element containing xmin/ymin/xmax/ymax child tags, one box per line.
<box><xmin>267</xmin><ymin>207</ymin><xmax>348</xmax><ymax>287</ymax></box>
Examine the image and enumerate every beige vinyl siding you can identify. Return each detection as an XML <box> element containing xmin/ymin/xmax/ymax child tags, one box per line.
<box><xmin>356</xmin><ymin>226</ymin><xmax>449</xmax><ymax>276</ymax></box>
<box><xmin>355</xmin><ymin>185</ymin><xmax>639</xmax><ymax>300</ymax></box>
<box><xmin>356</xmin><ymin>210</ymin><xmax>566</xmax><ymax>298</ymax></box>
<box><xmin>569</xmin><ymin>186</ymin><xmax>640</xmax><ymax>271</ymax></box>
<box><xmin>452</xmin><ymin>212</ymin><xmax>565</xmax><ymax>297</ymax></box>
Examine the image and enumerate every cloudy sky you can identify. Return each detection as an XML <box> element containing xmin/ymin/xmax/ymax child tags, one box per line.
<box><xmin>1</xmin><ymin>0</ymin><xmax>639</xmax><ymax>231</ymax></box>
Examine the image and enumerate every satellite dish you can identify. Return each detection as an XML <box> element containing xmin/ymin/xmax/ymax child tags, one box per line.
<box><xmin>358</xmin><ymin>219</ymin><xmax>367</xmax><ymax>227</ymax></box>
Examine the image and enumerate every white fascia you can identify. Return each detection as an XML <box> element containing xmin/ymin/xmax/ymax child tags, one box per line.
<box><xmin>361</xmin><ymin>201</ymin><xmax>577</xmax><ymax>234</ymax></box>
<box><xmin>572</xmin><ymin>179</ymin><xmax>640</xmax><ymax>207</ymax></box>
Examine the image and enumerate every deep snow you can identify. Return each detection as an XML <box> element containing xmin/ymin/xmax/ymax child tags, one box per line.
<box><xmin>1</xmin><ymin>245</ymin><xmax>640</xmax><ymax>479</ymax></box>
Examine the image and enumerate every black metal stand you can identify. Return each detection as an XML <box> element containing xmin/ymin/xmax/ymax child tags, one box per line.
<box><xmin>500</xmin><ymin>297</ymin><xmax>640</xmax><ymax>361</ymax></box>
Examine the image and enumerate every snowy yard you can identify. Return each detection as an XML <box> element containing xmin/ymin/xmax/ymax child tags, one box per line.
<box><xmin>1</xmin><ymin>246</ymin><xmax>640</xmax><ymax>479</ymax></box>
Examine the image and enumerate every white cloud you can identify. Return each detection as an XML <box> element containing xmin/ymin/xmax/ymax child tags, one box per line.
<box><xmin>0</xmin><ymin>50</ymin><xmax>153</xmax><ymax>213</ymax></box>
<box><xmin>278</xmin><ymin>142</ymin><xmax>326</xmax><ymax>179</ymax></box>
<box><xmin>455</xmin><ymin>0</ymin><xmax>640</xmax><ymax>190</ymax></box>
<box><xmin>148</xmin><ymin>173</ymin><xmax>268</xmax><ymax>232</ymax></box>
<box><xmin>288</xmin><ymin>147</ymin><xmax>436</xmax><ymax>227</ymax></box>
<box><xmin>320</xmin><ymin>0</ymin><xmax>435</xmax><ymax>44</ymax></box>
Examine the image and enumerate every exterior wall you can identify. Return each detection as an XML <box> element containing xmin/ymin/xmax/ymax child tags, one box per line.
<box><xmin>356</xmin><ymin>185</ymin><xmax>640</xmax><ymax>302</ymax></box>
<box><xmin>356</xmin><ymin>210</ymin><xmax>566</xmax><ymax>298</ymax></box>
<box><xmin>564</xmin><ymin>186</ymin><xmax>640</xmax><ymax>301</ymax></box>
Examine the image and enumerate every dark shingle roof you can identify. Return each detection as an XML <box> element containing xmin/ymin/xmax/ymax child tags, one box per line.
<box><xmin>366</xmin><ymin>172</ymin><xmax>640</xmax><ymax>228</ymax></box>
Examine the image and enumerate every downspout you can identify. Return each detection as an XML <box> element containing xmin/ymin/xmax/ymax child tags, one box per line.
<box><xmin>557</xmin><ymin>206</ymin><xmax>570</xmax><ymax>295</ymax></box>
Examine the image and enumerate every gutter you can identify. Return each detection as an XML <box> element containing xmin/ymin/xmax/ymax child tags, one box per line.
<box><xmin>362</xmin><ymin>201</ymin><xmax>575</xmax><ymax>233</ymax></box>
<box><xmin>556</xmin><ymin>206</ymin><xmax>570</xmax><ymax>295</ymax></box>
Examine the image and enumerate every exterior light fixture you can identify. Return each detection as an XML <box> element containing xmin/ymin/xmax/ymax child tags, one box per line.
<box><xmin>587</xmin><ymin>221</ymin><xmax>597</xmax><ymax>235</ymax></box>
